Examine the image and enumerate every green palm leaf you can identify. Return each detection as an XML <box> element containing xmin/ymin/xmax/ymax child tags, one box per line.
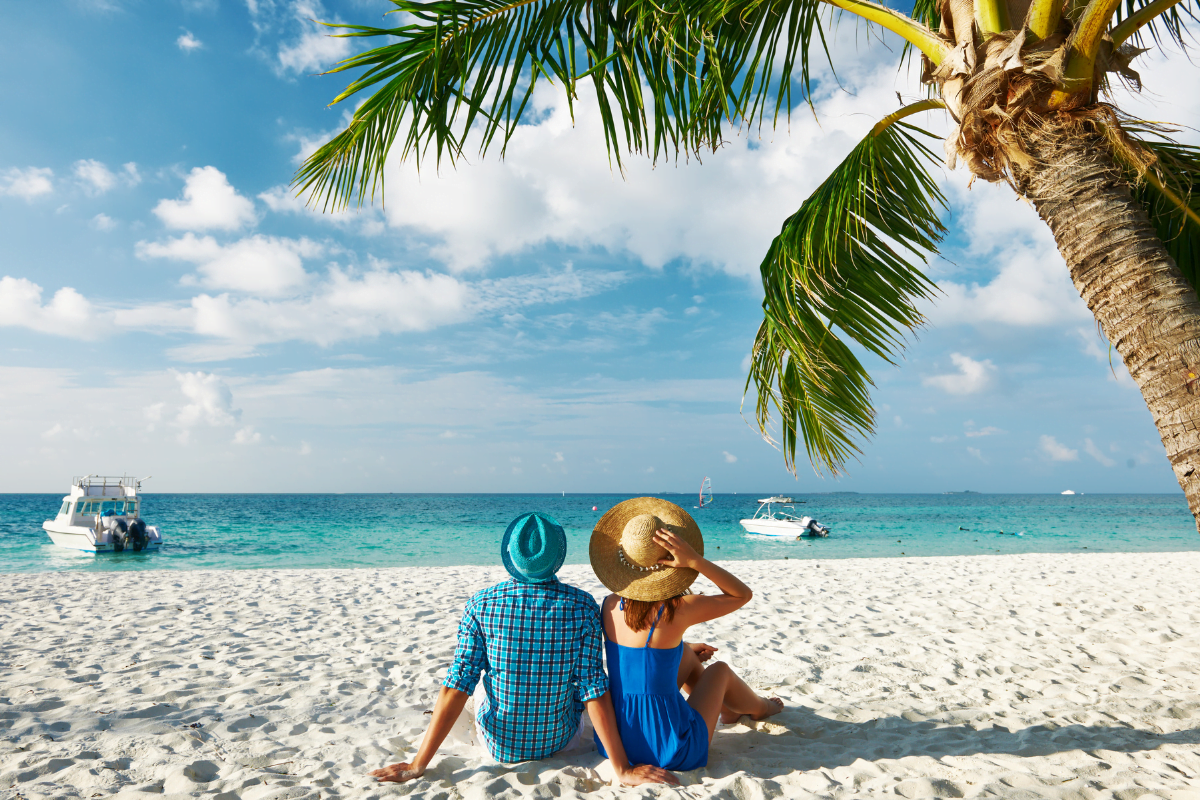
<box><xmin>293</xmin><ymin>0</ymin><xmax>831</xmax><ymax>210</ymax></box>
<box><xmin>1111</xmin><ymin>0</ymin><xmax>1199</xmax><ymax>50</ymax></box>
<box><xmin>747</xmin><ymin>102</ymin><xmax>946</xmax><ymax>475</ymax></box>
<box><xmin>1131</xmin><ymin>136</ymin><xmax>1200</xmax><ymax>291</ymax></box>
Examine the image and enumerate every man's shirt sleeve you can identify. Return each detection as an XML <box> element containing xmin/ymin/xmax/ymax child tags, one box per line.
<box><xmin>443</xmin><ymin>601</ymin><xmax>488</xmax><ymax>693</ymax></box>
<box><xmin>574</xmin><ymin>598</ymin><xmax>609</xmax><ymax>702</ymax></box>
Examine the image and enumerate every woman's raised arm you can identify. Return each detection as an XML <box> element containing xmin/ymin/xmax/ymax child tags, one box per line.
<box><xmin>653</xmin><ymin>529</ymin><xmax>753</xmax><ymax>625</ymax></box>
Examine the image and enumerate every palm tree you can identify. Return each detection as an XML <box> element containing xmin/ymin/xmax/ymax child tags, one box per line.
<box><xmin>292</xmin><ymin>0</ymin><xmax>1200</xmax><ymax>527</ymax></box>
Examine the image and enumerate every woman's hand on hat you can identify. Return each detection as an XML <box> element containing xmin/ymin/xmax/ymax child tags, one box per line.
<box><xmin>653</xmin><ymin>528</ymin><xmax>701</xmax><ymax>570</ymax></box>
<box><xmin>689</xmin><ymin>642</ymin><xmax>718</xmax><ymax>662</ymax></box>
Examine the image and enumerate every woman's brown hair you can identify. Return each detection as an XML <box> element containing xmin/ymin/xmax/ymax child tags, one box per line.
<box><xmin>622</xmin><ymin>592</ymin><xmax>688</xmax><ymax>631</ymax></box>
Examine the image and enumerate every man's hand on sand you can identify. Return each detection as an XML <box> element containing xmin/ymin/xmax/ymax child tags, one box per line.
<box><xmin>690</xmin><ymin>642</ymin><xmax>717</xmax><ymax>662</ymax></box>
<box><xmin>615</xmin><ymin>763</ymin><xmax>680</xmax><ymax>786</ymax></box>
<box><xmin>370</xmin><ymin>762</ymin><xmax>425</xmax><ymax>783</ymax></box>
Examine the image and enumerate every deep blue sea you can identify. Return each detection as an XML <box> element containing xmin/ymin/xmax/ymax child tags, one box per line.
<box><xmin>0</xmin><ymin>493</ymin><xmax>1196</xmax><ymax>574</ymax></box>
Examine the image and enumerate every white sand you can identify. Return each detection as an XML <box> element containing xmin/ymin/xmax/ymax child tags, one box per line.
<box><xmin>3</xmin><ymin>552</ymin><xmax>1200</xmax><ymax>800</ymax></box>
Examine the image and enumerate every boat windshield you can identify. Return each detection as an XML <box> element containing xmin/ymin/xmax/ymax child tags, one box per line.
<box><xmin>75</xmin><ymin>499</ymin><xmax>138</xmax><ymax>516</ymax></box>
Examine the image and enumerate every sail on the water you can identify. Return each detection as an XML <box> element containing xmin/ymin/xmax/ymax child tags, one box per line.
<box><xmin>699</xmin><ymin>477</ymin><xmax>713</xmax><ymax>508</ymax></box>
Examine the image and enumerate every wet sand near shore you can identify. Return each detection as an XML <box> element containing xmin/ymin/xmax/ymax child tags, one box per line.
<box><xmin>2</xmin><ymin>552</ymin><xmax>1200</xmax><ymax>799</ymax></box>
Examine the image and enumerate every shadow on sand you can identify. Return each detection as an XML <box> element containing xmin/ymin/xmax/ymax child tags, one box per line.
<box><xmin>702</xmin><ymin>705</ymin><xmax>1200</xmax><ymax>780</ymax></box>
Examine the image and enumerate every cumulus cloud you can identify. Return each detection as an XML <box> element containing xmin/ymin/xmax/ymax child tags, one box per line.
<box><xmin>267</xmin><ymin>1</ymin><xmax>352</xmax><ymax>76</ymax></box>
<box><xmin>91</xmin><ymin>213</ymin><xmax>117</xmax><ymax>231</ymax></box>
<box><xmin>137</xmin><ymin>232</ymin><xmax>321</xmax><ymax>295</ymax></box>
<box><xmin>722</xmin><ymin>451</ymin><xmax>738</xmax><ymax>463</ymax></box>
<box><xmin>173</xmin><ymin>371</ymin><xmax>240</xmax><ymax>442</ymax></box>
<box><xmin>921</xmin><ymin>353</ymin><xmax>996</xmax><ymax>396</ymax></box>
<box><xmin>74</xmin><ymin>159</ymin><xmax>117</xmax><ymax>194</ymax></box>
<box><xmin>177</xmin><ymin>30</ymin><xmax>203</xmax><ymax>51</ymax></box>
<box><xmin>0</xmin><ymin>276</ymin><xmax>96</xmax><ymax>338</ymax></box>
<box><xmin>153</xmin><ymin>166</ymin><xmax>256</xmax><ymax>231</ymax></box>
<box><xmin>1039</xmin><ymin>435</ymin><xmax>1079</xmax><ymax>462</ymax></box>
<box><xmin>234</xmin><ymin>425</ymin><xmax>262</xmax><ymax>445</ymax></box>
<box><xmin>279</xmin><ymin>47</ymin><xmax>918</xmax><ymax>274</ymax></box>
<box><xmin>928</xmin><ymin>179</ymin><xmax>1091</xmax><ymax>328</ymax></box>
<box><xmin>1</xmin><ymin>167</ymin><xmax>54</xmax><ymax>200</ymax></box>
<box><xmin>72</xmin><ymin>159</ymin><xmax>139</xmax><ymax>195</ymax></box>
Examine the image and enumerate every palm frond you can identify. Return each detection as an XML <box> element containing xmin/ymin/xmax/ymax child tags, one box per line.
<box><xmin>1127</xmin><ymin>135</ymin><xmax>1200</xmax><ymax>292</ymax></box>
<box><xmin>1110</xmin><ymin>0</ymin><xmax>1199</xmax><ymax>50</ymax></box>
<box><xmin>747</xmin><ymin>107</ymin><xmax>946</xmax><ymax>476</ymax></box>
<box><xmin>901</xmin><ymin>0</ymin><xmax>941</xmax><ymax>65</ymax></box>
<box><xmin>292</xmin><ymin>0</ymin><xmax>832</xmax><ymax>210</ymax></box>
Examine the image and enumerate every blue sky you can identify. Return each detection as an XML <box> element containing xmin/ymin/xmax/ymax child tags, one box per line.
<box><xmin>1</xmin><ymin>0</ymin><xmax>1197</xmax><ymax>493</ymax></box>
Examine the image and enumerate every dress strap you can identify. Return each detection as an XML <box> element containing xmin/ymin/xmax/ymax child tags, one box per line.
<box><xmin>618</xmin><ymin>597</ymin><xmax>625</xmax><ymax>611</ymax></box>
<box><xmin>645</xmin><ymin>604</ymin><xmax>666</xmax><ymax>647</ymax></box>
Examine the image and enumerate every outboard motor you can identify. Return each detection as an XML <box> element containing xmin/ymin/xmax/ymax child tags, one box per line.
<box><xmin>101</xmin><ymin>512</ymin><xmax>129</xmax><ymax>552</ymax></box>
<box><xmin>806</xmin><ymin>518</ymin><xmax>830</xmax><ymax>537</ymax></box>
<box><xmin>127</xmin><ymin>519</ymin><xmax>148</xmax><ymax>552</ymax></box>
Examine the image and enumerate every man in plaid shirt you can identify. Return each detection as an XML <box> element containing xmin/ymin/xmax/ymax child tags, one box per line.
<box><xmin>371</xmin><ymin>513</ymin><xmax>676</xmax><ymax>786</ymax></box>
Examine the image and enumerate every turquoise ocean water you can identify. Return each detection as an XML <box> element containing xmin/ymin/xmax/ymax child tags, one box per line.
<box><xmin>0</xmin><ymin>493</ymin><xmax>1196</xmax><ymax>574</ymax></box>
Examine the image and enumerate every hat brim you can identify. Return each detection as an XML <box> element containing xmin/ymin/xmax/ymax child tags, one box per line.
<box><xmin>589</xmin><ymin>497</ymin><xmax>703</xmax><ymax>601</ymax></box>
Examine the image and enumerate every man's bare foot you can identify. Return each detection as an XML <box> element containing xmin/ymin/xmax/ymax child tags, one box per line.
<box><xmin>749</xmin><ymin>696</ymin><xmax>784</xmax><ymax>721</ymax></box>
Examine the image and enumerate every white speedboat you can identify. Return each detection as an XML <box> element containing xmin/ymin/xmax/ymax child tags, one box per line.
<box><xmin>42</xmin><ymin>475</ymin><xmax>163</xmax><ymax>553</ymax></box>
<box><xmin>740</xmin><ymin>496</ymin><xmax>831</xmax><ymax>538</ymax></box>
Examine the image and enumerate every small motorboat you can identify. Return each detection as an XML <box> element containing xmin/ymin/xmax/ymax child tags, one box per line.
<box><xmin>740</xmin><ymin>496</ymin><xmax>831</xmax><ymax>539</ymax></box>
<box><xmin>42</xmin><ymin>475</ymin><xmax>163</xmax><ymax>553</ymax></box>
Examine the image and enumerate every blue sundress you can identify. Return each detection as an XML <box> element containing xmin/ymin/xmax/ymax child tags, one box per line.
<box><xmin>594</xmin><ymin>600</ymin><xmax>708</xmax><ymax>771</ymax></box>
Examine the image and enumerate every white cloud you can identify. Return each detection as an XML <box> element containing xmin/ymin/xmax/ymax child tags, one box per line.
<box><xmin>73</xmin><ymin>159</ymin><xmax>117</xmax><ymax>194</ymax></box>
<box><xmin>177</xmin><ymin>30</ymin><xmax>203</xmax><ymax>51</ymax></box>
<box><xmin>153</xmin><ymin>166</ymin><xmax>257</xmax><ymax>231</ymax></box>
<box><xmin>137</xmin><ymin>232</ymin><xmax>321</xmax><ymax>295</ymax></box>
<box><xmin>234</xmin><ymin>425</ymin><xmax>262</xmax><ymax>445</ymax></box>
<box><xmin>722</xmin><ymin>451</ymin><xmax>738</xmax><ymax>463</ymax></box>
<box><xmin>930</xmin><ymin>435</ymin><xmax>958</xmax><ymax>443</ymax></box>
<box><xmin>91</xmin><ymin>213</ymin><xmax>117</xmax><ymax>231</ymax></box>
<box><xmin>966</xmin><ymin>446</ymin><xmax>985</xmax><ymax>462</ymax></box>
<box><xmin>174</xmin><ymin>371</ymin><xmax>240</xmax><ymax>443</ymax></box>
<box><xmin>284</xmin><ymin>51</ymin><xmax>916</xmax><ymax>273</ymax></box>
<box><xmin>1039</xmin><ymin>435</ymin><xmax>1079</xmax><ymax>462</ymax></box>
<box><xmin>0</xmin><ymin>276</ymin><xmax>96</xmax><ymax>338</ymax></box>
<box><xmin>273</xmin><ymin>2</ymin><xmax>352</xmax><ymax>76</ymax></box>
<box><xmin>1084</xmin><ymin>438</ymin><xmax>1116</xmax><ymax>467</ymax></box>
<box><xmin>72</xmin><ymin>159</ymin><xmax>139</xmax><ymax>195</ymax></box>
<box><xmin>1</xmin><ymin>167</ymin><xmax>54</xmax><ymax>200</ymax></box>
<box><xmin>925</xmin><ymin>178</ymin><xmax>1092</xmax><ymax>329</ymax></box>
<box><xmin>921</xmin><ymin>353</ymin><xmax>996</xmax><ymax>396</ymax></box>
<box><xmin>965</xmin><ymin>425</ymin><xmax>1004</xmax><ymax>438</ymax></box>
<box><xmin>553</xmin><ymin>452</ymin><xmax>564</xmax><ymax>462</ymax></box>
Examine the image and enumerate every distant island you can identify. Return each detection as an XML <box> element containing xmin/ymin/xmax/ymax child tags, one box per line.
<box><xmin>943</xmin><ymin>490</ymin><xmax>979</xmax><ymax>494</ymax></box>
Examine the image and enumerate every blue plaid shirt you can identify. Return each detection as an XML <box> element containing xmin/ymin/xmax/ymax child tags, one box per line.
<box><xmin>443</xmin><ymin>579</ymin><xmax>608</xmax><ymax>763</ymax></box>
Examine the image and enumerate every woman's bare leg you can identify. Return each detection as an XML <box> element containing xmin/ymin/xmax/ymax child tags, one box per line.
<box><xmin>677</xmin><ymin>645</ymin><xmax>735</xmax><ymax>720</ymax></box>
<box><xmin>685</xmin><ymin>662</ymin><xmax>783</xmax><ymax>741</ymax></box>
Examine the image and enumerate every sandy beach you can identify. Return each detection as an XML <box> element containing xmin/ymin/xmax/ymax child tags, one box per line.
<box><xmin>3</xmin><ymin>552</ymin><xmax>1200</xmax><ymax>799</ymax></box>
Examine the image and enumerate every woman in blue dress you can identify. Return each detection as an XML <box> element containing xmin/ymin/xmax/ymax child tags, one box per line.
<box><xmin>589</xmin><ymin>498</ymin><xmax>784</xmax><ymax>772</ymax></box>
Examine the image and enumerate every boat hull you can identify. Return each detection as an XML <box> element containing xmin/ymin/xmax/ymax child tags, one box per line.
<box><xmin>740</xmin><ymin>518</ymin><xmax>809</xmax><ymax>537</ymax></box>
<box><xmin>42</xmin><ymin>523</ymin><xmax>163</xmax><ymax>553</ymax></box>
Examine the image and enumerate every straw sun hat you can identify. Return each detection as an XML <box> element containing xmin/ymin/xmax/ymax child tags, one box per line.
<box><xmin>589</xmin><ymin>497</ymin><xmax>704</xmax><ymax>602</ymax></box>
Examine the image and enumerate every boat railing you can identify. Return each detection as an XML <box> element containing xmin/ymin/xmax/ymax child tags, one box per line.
<box><xmin>72</xmin><ymin>475</ymin><xmax>148</xmax><ymax>493</ymax></box>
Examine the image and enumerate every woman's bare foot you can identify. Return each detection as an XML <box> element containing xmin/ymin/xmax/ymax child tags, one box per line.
<box><xmin>720</xmin><ymin>696</ymin><xmax>783</xmax><ymax>724</ymax></box>
<box><xmin>749</xmin><ymin>696</ymin><xmax>784</xmax><ymax>721</ymax></box>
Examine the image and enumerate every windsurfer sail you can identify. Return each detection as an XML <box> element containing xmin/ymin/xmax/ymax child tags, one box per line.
<box><xmin>699</xmin><ymin>477</ymin><xmax>713</xmax><ymax>508</ymax></box>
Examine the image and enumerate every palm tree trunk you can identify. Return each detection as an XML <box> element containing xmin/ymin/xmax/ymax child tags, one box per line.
<box><xmin>1014</xmin><ymin>121</ymin><xmax>1200</xmax><ymax>532</ymax></box>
